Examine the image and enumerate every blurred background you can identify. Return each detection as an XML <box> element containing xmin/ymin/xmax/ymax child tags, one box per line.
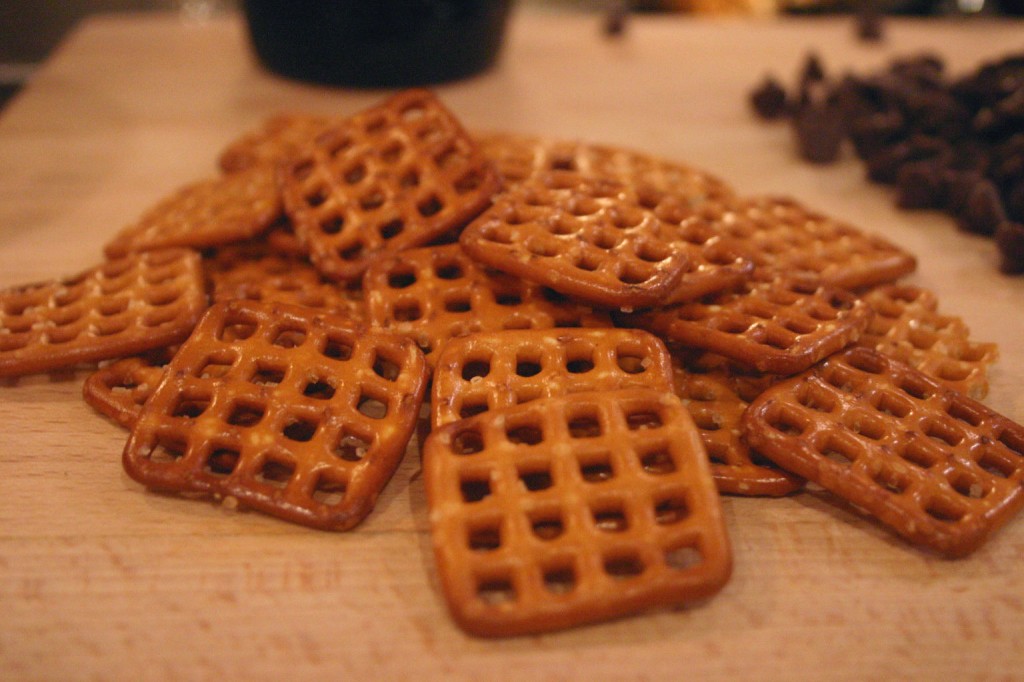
<box><xmin>1</xmin><ymin>0</ymin><xmax>1021</xmax><ymax>110</ymax></box>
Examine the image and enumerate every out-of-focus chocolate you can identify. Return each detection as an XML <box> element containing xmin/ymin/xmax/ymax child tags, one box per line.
<box><xmin>995</xmin><ymin>220</ymin><xmax>1024</xmax><ymax>273</ymax></box>
<box><xmin>749</xmin><ymin>48</ymin><xmax>1024</xmax><ymax>275</ymax></box>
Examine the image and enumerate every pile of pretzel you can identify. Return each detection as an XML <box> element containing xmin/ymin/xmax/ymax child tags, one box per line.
<box><xmin>1</xmin><ymin>90</ymin><xmax>1021</xmax><ymax>637</ymax></box>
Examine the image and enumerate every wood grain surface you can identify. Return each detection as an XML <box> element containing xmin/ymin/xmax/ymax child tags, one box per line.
<box><xmin>1</xmin><ymin>8</ymin><xmax>1023</xmax><ymax>681</ymax></box>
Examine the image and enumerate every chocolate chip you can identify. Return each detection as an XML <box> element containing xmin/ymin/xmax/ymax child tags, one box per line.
<box><xmin>896</xmin><ymin>161</ymin><xmax>945</xmax><ymax>210</ymax></box>
<box><xmin>794</xmin><ymin>104</ymin><xmax>844</xmax><ymax>164</ymax></box>
<box><xmin>995</xmin><ymin>220</ymin><xmax>1024</xmax><ymax>274</ymax></box>
<box><xmin>750</xmin><ymin>75</ymin><xmax>790</xmax><ymax>120</ymax></box>
<box><xmin>957</xmin><ymin>180</ymin><xmax>1006</xmax><ymax>236</ymax></box>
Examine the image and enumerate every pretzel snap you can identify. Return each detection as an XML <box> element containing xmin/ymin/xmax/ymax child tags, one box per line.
<box><xmin>742</xmin><ymin>347</ymin><xmax>1024</xmax><ymax>557</ymax></box>
<box><xmin>424</xmin><ymin>388</ymin><xmax>732</xmax><ymax>636</ymax></box>
<box><xmin>363</xmin><ymin>243</ymin><xmax>611</xmax><ymax>368</ymax></box>
<box><xmin>0</xmin><ymin>248</ymin><xmax>206</xmax><ymax>377</ymax></box>
<box><xmin>857</xmin><ymin>284</ymin><xmax>998</xmax><ymax>400</ymax></box>
<box><xmin>121</xmin><ymin>299</ymin><xmax>429</xmax><ymax>531</ymax></box>
<box><xmin>476</xmin><ymin>131</ymin><xmax>736</xmax><ymax>205</ymax></box>
<box><xmin>671</xmin><ymin>355</ymin><xmax>803</xmax><ymax>497</ymax></box>
<box><xmin>627</xmin><ymin>274</ymin><xmax>872</xmax><ymax>375</ymax></box>
<box><xmin>83</xmin><ymin>347</ymin><xmax>177</xmax><ymax>428</ymax></box>
<box><xmin>208</xmin><ymin>243</ymin><xmax>365</xmax><ymax>322</ymax></box>
<box><xmin>278</xmin><ymin>89</ymin><xmax>501</xmax><ymax>282</ymax></box>
<box><xmin>430</xmin><ymin>328</ymin><xmax>674</xmax><ymax>429</ymax></box>
<box><xmin>104</xmin><ymin>163</ymin><xmax>283</xmax><ymax>258</ymax></box>
<box><xmin>692</xmin><ymin>196</ymin><xmax>917</xmax><ymax>290</ymax></box>
<box><xmin>460</xmin><ymin>170</ymin><xmax>747</xmax><ymax>310</ymax></box>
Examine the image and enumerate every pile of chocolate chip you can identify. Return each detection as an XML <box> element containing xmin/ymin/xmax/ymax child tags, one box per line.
<box><xmin>750</xmin><ymin>50</ymin><xmax>1024</xmax><ymax>275</ymax></box>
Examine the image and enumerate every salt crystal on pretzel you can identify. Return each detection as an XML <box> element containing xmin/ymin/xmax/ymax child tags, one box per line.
<box><xmin>424</xmin><ymin>388</ymin><xmax>732</xmax><ymax>636</ymax></box>
<box><xmin>122</xmin><ymin>299</ymin><xmax>429</xmax><ymax>531</ymax></box>
<box><xmin>277</xmin><ymin>89</ymin><xmax>501</xmax><ymax>282</ymax></box>
<box><xmin>363</xmin><ymin>243</ymin><xmax>612</xmax><ymax>369</ymax></box>
<box><xmin>742</xmin><ymin>347</ymin><xmax>1024</xmax><ymax>557</ymax></box>
<box><xmin>0</xmin><ymin>248</ymin><xmax>206</xmax><ymax>377</ymax></box>
<box><xmin>430</xmin><ymin>327</ymin><xmax>674</xmax><ymax>429</ymax></box>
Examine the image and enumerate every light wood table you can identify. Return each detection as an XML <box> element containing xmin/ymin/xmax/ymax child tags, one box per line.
<box><xmin>2</xmin><ymin>8</ymin><xmax>1023</xmax><ymax>681</ymax></box>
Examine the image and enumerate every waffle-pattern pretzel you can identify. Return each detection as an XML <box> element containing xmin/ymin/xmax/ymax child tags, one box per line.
<box><xmin>82</xmin><ymin>347</ymin><xmax>177</xmax><ymax>428</ymax></box>
<box><xmin>122</xmin><ymin>299</ymin><xmax>429</xmax><ymax>531</ymax></box>
<box><xmin>742</xmin><ymin>347</ymin><xmax>1024</xmax><ymax>557</ymax></box>
<box><xmin>430</xmin><ymin>328</ymin><xmax>674</xmax><ymax>429</ymax></box>
<box><xmin>0</xmin><ymin>249</ymin><xmax>206</xmax><ymax>377</ymax></box>
<box><xmin>104</xmin><ymin>163</ymin><xmax>283</xmax><ymax>258</ymax></box>
<box><xmin>671</xmin><ymin>356</ymin><xmax>803</xmax><ymax>496</ymax></box>
<box><xmin>208</xmin><ymin>244</ymin><xmax>365</xmax><ymax>321</ymax></box>
<box><xmin>627</xmin><ymin>275</ymin><xmax>872</xmax><ymax>375</ymax></box>
<box><xmin>476</xmin><ymin>131</ymin><xmax>736</xmax><ymax>205</ymax></box>
<box><xmin>459</xmin><ymin>170</ymin><xmax>749</xmax><ymax>310</ymax></box>
<box><xmin>363</xmin><ymin>244</ymin><xmax>612</xmax><ymax>367</ymax></box>
<box><xmin>218</xmin><ymin>113</ymin><xmax>341</xmax><ymax>174</ymax></box>
<box><xmin>278</xmin><ymin>89</ymin><xmax>501</xmax><ymax>282</ymax></box>
<box><xmin>424</xmin><ymin>388</ymin><xmax>732</xmax><ymax>636</ymax></box>
<box><xmin>857</xmin><ymin>284</ymin><xmax>998</xmax><ymax>400</ymax></box>
<box><xmin>690</xmin><ymin>196</ymin><xmax>917</xmax><ymax>290</ymax></box>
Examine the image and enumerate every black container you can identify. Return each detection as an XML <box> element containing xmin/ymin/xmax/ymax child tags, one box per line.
<box><xmin>242</xmin><ymin>1</ymin><xmax>513</xmax><ymax>88</ymax></box>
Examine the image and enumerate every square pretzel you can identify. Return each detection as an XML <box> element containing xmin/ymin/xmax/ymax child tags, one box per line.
<box><xmin>0</xmin><ymin>248</ymin><xmax>206</xmax><ymax>377</ymax></box>
<box><xmin>277</xmin><ymin>89</ymin><xmax>501</xmax><ymax>282</ymax></box>
<box><xmin>627</xmin><ymin>274</ymin><xmax>872</xmax><ymax>375</ymax></box>
<box><xmin>424</xmin><ymin>388</ymin><xmax>732</xmax><ymax>636</ymax></box>
<box><xmin>363</xmin><ymin>243</ymin><xmax>612</xmax><ymax>368</ymax></box>
<box><xmin>742</xmin><ymin>347</ymin><xmax>1024</xmax><ymax>557</ymax></box>
<box><xmin>430</xmin><ymin>327</ymin><xmax>674</xmax><ymax>429</ymax></box>
<box><xmin>122</xmin><ymin>299</ymin><xmax>429</xmax><ymax>531</ymax></box>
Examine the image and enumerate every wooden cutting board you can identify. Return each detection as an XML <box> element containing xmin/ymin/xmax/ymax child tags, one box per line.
<box><xmin>1</xmin><ymin>9</ymin><xmax>1023</xmax><ymax>680</ymax></box>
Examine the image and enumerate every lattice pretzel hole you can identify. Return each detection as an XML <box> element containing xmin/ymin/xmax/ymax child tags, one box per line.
<box><xmin>948</xmin><ymin>469</ymin><xmax>988</xmax><ymax>499</ymax></box>
<box><xmin>171</xmin><ymin>392</ymin><xmax>211</xmax><ymax>419</ymax></box>
<box><xmin>193</xmin><ymin>351</ymin><xmax>236</xmax><ymax>379</ymax></box>
<box><xmin>302</xmin><ymin>378</ymin><xmax>336</xmax><ymax>400</ymax></box>
<box><xmin>312</xmin><ymin>471</ymin><xmax>347</xmax><ymax>506</ymax></box>
<box><xmin>567</xmin><ymin>411</ymin><xmax>603</xmax><ymax>439</ymax></box>
<box><xmin>506</xmin><ymin>418</ymin><xmax>544</xmax><ymax>446</ymax></box>
<box><xmin>871</xmin><ymin>465</ymin><xmax>910</xmax><ymax>495</ymax></box>
<box><xmin>255</xmin><ymin>454</ymin><xmax>295</xmax><ymax>489</ymax></box>
<box><xmin>391</xmin><ymin>299</ymin><xmax>423</xmax><ymax>322</ymax></box>
<box><xmin>821</xmin><ymin>433</ymin><xmax>861</xmax><ymax>467</ymax></box>
<box><xmin>226</xmin><ymin>399</ymin><xmax>266</xmax><ymax>427</ymax></box>
<box><xmin>466</xmin><ymin>519</ymin><xmax>503</xmax><ymax>553</ymax></box>
<box><xmin>873</xmin><ymin>390</ymin><xmax>913</xmax><ymax>419</ymax></box>
<box><xmin>271</xmin><ymin>324</ymin><xmax>307</xmax><ymax>349</ymax></box>
<box><xmin>542</xmin><ymin>562</ymin><xmax>578</xmax><ymax>596</ymax></box>
<box><xmin>144</xmin><ymin>433</ymin><xmax>187</xmax><ymax>463</ymax></box>
<box><xmin>665</xmin><ymin>543</ymin><xmax>704</xmax><ymax>571</ymax></box>
<box><xmin>518</xmin><ymin>463</ymin><xmax>554</xmax><ymax>492</ymax></box>
<box><xmin>475</xmin><ymin>574</ymin><xmax>516</xmax><ymax>606</ymax></box>
<box><xmin>844</xmin><ymin>411</ymin><xmax>888</xmax><ymax>441</ymax></box>
<box><xmin>604</xmin><ymin>552</ymin><xmax>646</xmax><ymax>581</ymax></box>
<box><xmin>460</xmin><ymin>475</ymin><xmax>492</xmax><ymax>503</ymax></box>
<box><xmin>515</xmin><ymin>352</ymin><xmax>542</xmax><ymax>378</ymax></box>
<box><xmin>250</xmin><ymin>362</ymin><xmax>286</xmax><ymax>386</ymax></box>
<box><xmin>356</xmin><ymin>391</ymin><xmax>389</xmax><ymax>420</ymax></box>
<box><xmin>578</xmin><ymin>451</ymin><xmax>615</xmax><ymax>483</ymax></box>
<box><xmin>592</xmin><ymin>502</ymin><xmax>629</xmax><ymax>533</ymax></box>
<box><xmin>924</xmin><ymin>495</ymin><xmax>967</xmax><ymax>524</ymax></box>
<box><xmin>625</xmin><ymin>407</ymin><xmax>663</xmax><ymax>431</ymax></box>
<box><xmin>654</xmin><ymin>493</ymin><xmax>690</xmax><ymax>525</ymax></box>
<box><xmin>372</xmin><ymin>351</ymin><xmax>402</xmax><ymax>382</ymax></box>
<box><xmin>387</xmin><ymin>267</ymin><xmax>416</xmax><ymax>289</ymax></box>
<box><xmin>616</xmin><ymin>345</ymin><xmax>652</xmax><ymax>374</ymax></box>
<box><xmin>322</xmin><ymin>333</ymin><xmax>355</xmax><ymax>361</ymax></box>
<box><xmin>203</xmin><ymin>443</ymin><xmax>241</xmax><ymax>477</ymax></box>
<box><xmin>282</xmin><ymin>415</ymin><xmax>319</xmax><ymax>442</ymax></box>
<box><xmin>529</xmin><ymin>510</ymin><xmax>565</xmax><ymax>540</ymax></box>
<box><xmin>217</xmin><ymin>313</ymin><xmax>258</xmax><ymax>342</ymax></box>
<box><xmin>640</xmin><ymin>443</ymin><xmax>677</xmax><ymax>475</ymax></box>
<box><xmin>338</xmin><ymin>241</ymin><xmax>366</xmax><ymax>263</ymax></box>
<box><xmin>923</xmin><ymin>418</ymin><xmax>966</xmax><ymax>447</ymax></box>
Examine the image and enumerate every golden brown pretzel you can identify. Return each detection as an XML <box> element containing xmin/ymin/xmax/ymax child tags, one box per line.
<box><xmin>627</xmin><ymin>274</ymin><xmax>872</xmax><ymax>375</ymax></box>
<box><xmin>671</xmin><ymin>354</ymin><xmax>803</xmax><ymax>496</ymax></box>
<box><xmin>424</xmin><ymin>388</ymin><xmax>732</xmax><ymax>636</ymax></box>
<box><xmin>208</xmin><ymin>242</ymin><xmax>365</xmax><ymax>321</ymax></box>
<box><xmin>83</xmin><ymin>347</ymin><xmax>177</xmax><ymax>428</ymax></box>
<box><xmin>430</xmin><ymin>327</ymin><xmax>674</xmax><ymax>429</ymax></box>
<box><xmin>277</xmin><ymin>89</ymin><xmax>501</xmax><ymax>282</ymax></box>
<box><xmin>0</xmin><ymin>248</ymin><xmax>206</xmax><ymax>377</ymax></box>
<box><xmin>218</xmin><ymin>112</ymin><xmax>342</xmax><ymax>174</ymax></box>
<box><xmin>742</xmin><ymin>347</ymin><xmax>1024</xmax><ymax>557</ymax></box>
<box><xmin>475</xmin><ymin>131</ymin><xmax>736</xmax><ymax>204</ymax></box>
<box><xmin>857</xmin><ymin>284</ymin><xmax>998</xmax><ymax>400</ymax></box>
<box><xmin>363</xmin><ymin>243</ymin><xmax>612</xmax><ymax>368</ymax></box>
<box><xmin>121</xmin><ymin>299</ymin><xmax>429</xmax><ymax>531</ymax></box>
<box><xmin>459</xmin><ymin>170</ymin><xmax>750</xmax><ymax>310</ymax></box>
<box><xmin>691</xmin><ymin>195</ymin><xmax>917</xmax><ymax>290</ymax></box>
<box><xmin>104</xmin><ymin>163</ymin><xmax>283</xmax><ymax>258</ymax></box>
